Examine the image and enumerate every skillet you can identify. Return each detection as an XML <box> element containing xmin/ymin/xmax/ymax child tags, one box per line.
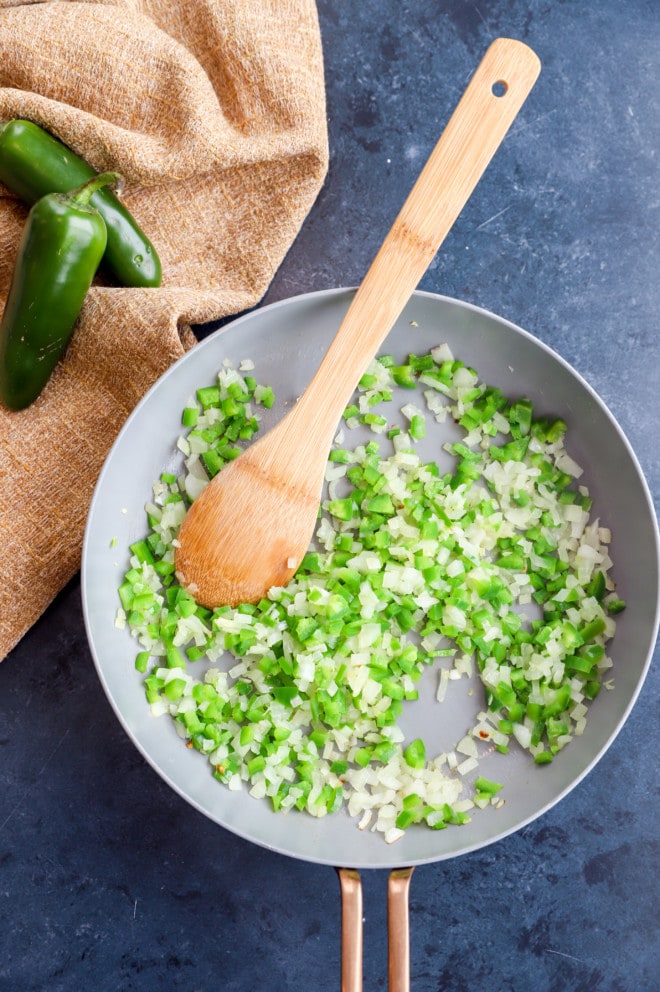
<box><xmin>81</xmin><ymin>288</ymin><xmax>659</xmax><ymax>986</ymax></box>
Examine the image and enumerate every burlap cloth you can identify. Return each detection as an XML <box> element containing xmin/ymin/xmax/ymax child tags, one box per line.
<box><xmin>0</xmin><ymin>0</ymin><xmax>328</xmax><ymax>661</ymax></box>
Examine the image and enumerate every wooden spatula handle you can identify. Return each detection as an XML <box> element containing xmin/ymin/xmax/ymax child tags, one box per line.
<box><xmin>295</xmin><ymin>37</ymin><xmax>540</xmax><ymax>449</ymax></box>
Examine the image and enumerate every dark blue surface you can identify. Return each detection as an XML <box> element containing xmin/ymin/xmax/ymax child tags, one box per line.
<box><xmin>1</xmin><ymin>2</ymin><xmax>658</xmax><ymax>989</ymax></box>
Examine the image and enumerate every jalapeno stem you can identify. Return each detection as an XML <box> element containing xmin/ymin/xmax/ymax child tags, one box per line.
<box><xmin>62</xmin><ymin>171</ymin><xmax>122</xmax><ymax>208</ymax></box>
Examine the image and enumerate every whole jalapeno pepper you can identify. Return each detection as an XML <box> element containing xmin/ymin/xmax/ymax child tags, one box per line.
<box><xmin>0</xmin><ymin>119</ymin><xmax>162</xmax><ymax>288</ymax></box>
<box><xmin>0</xmin><ymin>171</ymin><xmax>120</xmax><ymax>410</ymax></box>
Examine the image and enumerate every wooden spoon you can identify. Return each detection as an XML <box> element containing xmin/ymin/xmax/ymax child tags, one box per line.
<box><xmin>175</xmin><ymin>37</ymin><xmax>541</xmax><ymax>608</ymax></box>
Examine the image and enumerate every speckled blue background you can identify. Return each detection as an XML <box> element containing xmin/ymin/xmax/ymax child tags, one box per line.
<box><xmin>1</xmin><ymin>2</ymin><xmax>658</xmax><ymax>990</ymax></box>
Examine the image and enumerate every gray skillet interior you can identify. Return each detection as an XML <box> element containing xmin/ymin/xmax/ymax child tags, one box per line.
<box><xmin>82</xmin><ymin>289</ymin><xmax>659</xmax><ymax>870</ymax></box>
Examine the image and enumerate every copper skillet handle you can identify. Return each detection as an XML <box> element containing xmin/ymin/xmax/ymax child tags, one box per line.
<box><xmin>388</xmin><ymin>867</ymin><xmax>414</xmax><ymax>992</ymax></box>
<box><xmin>337</xmin><ymin>868</ymin><xmax>363</xmax><ymax>992</ymax></box>
<box><xmin>337</xmin><ymin>866</ymin><xmax>415</xmax><ymax>991</ymax></box>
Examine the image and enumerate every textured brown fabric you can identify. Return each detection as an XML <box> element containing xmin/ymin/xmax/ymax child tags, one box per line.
<box><xmin>0</xmin><ymin>0</ymin><xmax>328</xmax><ymax>660</ymax></box>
